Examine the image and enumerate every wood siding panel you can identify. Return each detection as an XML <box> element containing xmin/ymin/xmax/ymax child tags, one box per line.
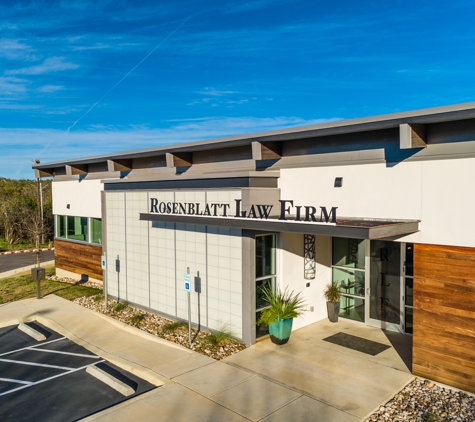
<box><xmin>414</xmin><ymin>243</ymin><xmax>475</xmax><ymax>393</ymax></box>
<box><xmin>55</xmin><ymin>238</ymin><xmax>103</xmax><ymax>280</ymax></box>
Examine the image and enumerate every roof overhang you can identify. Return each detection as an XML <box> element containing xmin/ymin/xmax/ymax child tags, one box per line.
<box><xmin>139</xmin><ymin>213</ymin><xmax>420</xmax><ymax>239</ymax></box>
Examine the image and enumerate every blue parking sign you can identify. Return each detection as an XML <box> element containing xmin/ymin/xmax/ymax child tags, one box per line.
<box><xmin>184</xmin><ymin>273</ymin><xmax>191</xmax><ymax>291</ymax></box>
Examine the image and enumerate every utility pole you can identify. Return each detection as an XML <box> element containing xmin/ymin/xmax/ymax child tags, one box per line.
<box><xmin>36</xmin><ymin>176</ymin><xmax>41</xmax><ymax>267</ymax></box>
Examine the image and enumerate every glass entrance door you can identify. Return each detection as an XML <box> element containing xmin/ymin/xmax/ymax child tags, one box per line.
<box><xmin>367</xmin><ymin>240</ymin><xmax>403</xmax><ymax>331</ymax></box>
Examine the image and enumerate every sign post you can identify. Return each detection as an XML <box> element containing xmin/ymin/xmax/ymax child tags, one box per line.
<box><xmin>184</xmin><ymin>268</ymin><xmax>192</xmax><ymax>346</ymax></box>
<box><xmin>116</xmin><ymin>255</ymin><xmax>120</xmax><ymax>302</ymax></box>
<box><xmin>101</xmin><ymin>254</ymin><xmax>107</xmax><ymax>311</ymax></box>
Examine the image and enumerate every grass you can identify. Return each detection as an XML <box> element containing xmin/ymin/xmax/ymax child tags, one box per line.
<box><xmin>203</xmin><ymin>323</ymin><xmax>237</xmax><ymax>346</ymax></box>
<box><xmin>113</xmin><ymin>301</ymin><xmax>128</xmax><ymax>312</ymax></box>
<box><xmin>0</xmin><ymin>238</ymin><xmax>51</xmax><ymax>252</ymax></box>
<box><xmin>0</xmin><ymin>266</ymin><xmax>101</xmax><ymax>304</ymax></box>
<box><xmin>129</xmin><ymin>313</ymin><xmax>146</xmax><ymax>327</ymax></box>
<box><xmin>161</xmin><ymin>320</ymin><xmax>188</xmax><ymax>333</ymax></box>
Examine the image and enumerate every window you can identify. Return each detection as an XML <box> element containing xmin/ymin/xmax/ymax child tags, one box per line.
<box><xmin>67</xmin><ymin>216</ymin><xmax>88</xmax><ymax>242</ymax></box>
<box><xmin>55</xmin><ymin>215</ymin><xmax>101</xmax><ymax>245</ymax></box>
<box><xmin>255</xmin><ymin>234</ymin><xmax>276</xmax><ymax>338</ymax></box>
<box><xmin>57</xmin><ymin>215</ymin><xmax>66</xmax><ymax>238</ymax></box>
<box><xmin>91</xmin><ymin>218</ymin><xmax>102</xmax><ymax>244</ymax></box>
<box><xmin>332</xmin><ymin>238</ymin><xmax>366</xmax><ymax>322</ymax></box>
<box><xmin>404</xmin><ymin>243</ymin><xmax>414</xmax><ymax>334</ymax></box>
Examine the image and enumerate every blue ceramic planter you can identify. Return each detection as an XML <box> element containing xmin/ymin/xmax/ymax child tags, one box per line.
<box><xmin>269</xmin><ymin>318</ymin><xmax>293</xmax><ymax>345</ymax></box>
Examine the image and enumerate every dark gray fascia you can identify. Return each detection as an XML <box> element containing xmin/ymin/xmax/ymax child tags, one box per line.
<box><xmin>32</xmin><ymin>102</ymin><xmax>475</xmax><ymax>171</ymax></box>
<box><xmin>140</xmin><ymin>213</ymin><xmax>420</xmax><ymax>240</ymax></box>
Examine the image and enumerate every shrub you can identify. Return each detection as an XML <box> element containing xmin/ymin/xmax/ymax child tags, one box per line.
<box><xmin>113</xmin><ymin>301</ymin><xmax>128</xmax><ymax>312</ymax></box>
<box><xmin>161</xmin><ymin>320</ymin><xmax>187</xmax><ymax>332</ymax></box>
<box><xmin>129</xmin><ymin>313</ymin><xmax>146</xmax><ymax>327</ymax></box>
<box><xmin>203</xmin><ymin>323</ymin><xmax>236</xmax><ymax>346</ymax></box>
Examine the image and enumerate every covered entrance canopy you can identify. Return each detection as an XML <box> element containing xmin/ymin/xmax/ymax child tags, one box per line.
<box><xmin>139</xmin><ymin>213</ymin><xmax>419</xmax><ymax>239</ymax></box>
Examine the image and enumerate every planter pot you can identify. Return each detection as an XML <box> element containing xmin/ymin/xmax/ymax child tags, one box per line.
<box><xmin>326</xmin><ymin>301</ymin><xmax>340</xmax><ymax>323</ymax></box>
<box><xmin>269</xmin><ymin>317</ymin><xmax>293</xmax><ymax>345</ymax></box>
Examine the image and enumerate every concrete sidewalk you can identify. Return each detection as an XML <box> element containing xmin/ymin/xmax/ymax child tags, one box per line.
<box><xmin>0</xmin><ymin>296</ymin><xmax>414</xmax><ymax>421</ymax></box>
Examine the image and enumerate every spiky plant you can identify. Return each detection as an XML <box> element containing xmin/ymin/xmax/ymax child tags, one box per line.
<box><xmin>256</xmin><ymin>285</ymin><xmax>306</xmax><ymax>326</ymax></box>
<box><xmin>323</xmin><ymin>281</ymin><xmax>341</xmax><ymax>303</ymax></box>
<box><xmin>204</xmin><ymin>323</ymin><xmax>236</xmax><ymax>346</ymax></box>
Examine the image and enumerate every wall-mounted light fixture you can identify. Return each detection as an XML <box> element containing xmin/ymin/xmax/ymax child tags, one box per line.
<box><xmin>334</xmin><ymin>177</ymin><xmax>343</xmax><ymax>188</ymax></box>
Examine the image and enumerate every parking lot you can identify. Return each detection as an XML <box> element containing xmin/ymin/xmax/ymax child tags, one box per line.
<box><xmin>0</xmin><ymin>322</ymin><xmax>156</xmax><ymax>421</ymax></box>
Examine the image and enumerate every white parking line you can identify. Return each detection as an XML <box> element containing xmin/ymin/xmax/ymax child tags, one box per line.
<box><xmin>27</xmin><ymin>348</ymin><xmax>100</xmax><ymax>359</ymax></box>
<box><xmin>0</xmin><ymin>360</ymin><xmax>106</xmax><ymax>397</ymax></box>
<box><xmin>0</xmin><ymin>337</ymin><xmax>66</xmax><ymax>357</ymax></box>
<box><xmin>0</xmin><ymin>358</ymin><xmax>74</xmax><ymax>371</ymax></box>
<box><xmin>0</xmin><ymin>378</ymin><xmax>33</xmax><ymax>385</ymax></box>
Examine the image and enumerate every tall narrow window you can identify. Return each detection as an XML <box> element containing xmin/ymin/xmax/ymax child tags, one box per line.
<box><xmin>91</xmin><ymin>218</ymin><xmax>102</xmax><ymax>244</ymax></box>
<box><xmin>255</xmin><ymin>234</ymin><xmax>276</xmax><ymax>338</ymax></box>
<box><xmin>332</xmin><ymin>238</ymin><xmax>366</xmax><ymax>322</ymax></box>
<box><xmin>56</xmin><ymin>215</ymin><xmax>66</xmax><ymax>238</ymax></box>
<box><xmin>404</xmin><ymin>243</ymin><xmax>414</xmax><ymax>334</ymax></box>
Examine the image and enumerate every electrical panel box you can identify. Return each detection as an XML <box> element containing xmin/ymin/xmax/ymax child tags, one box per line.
<box><xmin>31</xmin><ymin>267</ymin><xmax>46</xmax><ymax>282</ymax></box>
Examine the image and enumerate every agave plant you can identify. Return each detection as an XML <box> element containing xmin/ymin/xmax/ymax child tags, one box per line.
<box><xmin>256</xmin><ymin>285</ymin><xmax>306</xmax><ymax>326</ymax></box>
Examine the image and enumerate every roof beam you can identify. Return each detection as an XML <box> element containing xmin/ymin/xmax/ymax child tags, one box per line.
<box><xmin>34</xmin><ymin>168</ymin><xmax>55</xmax><ymax>178</ymax></box>
<box><xmin>252</xmin><ymin>141</ymin><xmax>282</xmax><ymax>161</ymax></box>
<box><xmin>107</xmin><ymin>159</ymin><xmax>133</xmax><ymax>172</ymax></box>
<box><xmin>166</xmin><ymin>152</ymin><xmax>192</xmax><ymax>168</ymax></box>
<box><xmin>65</xmin><ymin>164</ymin><xmax>88</xmax><ymax>176</ymax></box>
<box><xmin>400</xmin><ymin>123</ymin><xmax>427</xmax><ymax>149</ymax></box>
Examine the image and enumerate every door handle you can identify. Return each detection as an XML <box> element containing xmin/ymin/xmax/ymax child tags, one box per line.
<box><xmin>366</xmin><ymin>287</ymin><xmax>371</xmax><ymax>295</ymax></box>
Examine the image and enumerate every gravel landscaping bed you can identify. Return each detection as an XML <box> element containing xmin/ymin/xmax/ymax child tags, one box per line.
<box><xmin>47</xmin><ymin>275</ymin><xmax>103</xmax><ymax>290</ymax></box>
<box><xmin>365</xmin><ymin>378</ymin><xmax>475</xmax><ymax>422</ymax></box>
<box><xmin>73</xmin><ymin>294</ymin><xmax>247</xmax><ymax>360</ymax></box>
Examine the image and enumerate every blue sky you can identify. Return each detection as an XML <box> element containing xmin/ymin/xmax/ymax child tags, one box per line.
<box><xmin>2</xmin><ymin>0</ymin><xmax>475</xmax><ymax>179</ymax></box>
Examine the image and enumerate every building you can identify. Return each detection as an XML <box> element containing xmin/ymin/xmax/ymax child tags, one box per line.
<box><xmin>33</xmin><ymin>102</ymin><xmax>475</xmax><ymax>393</ymax></box>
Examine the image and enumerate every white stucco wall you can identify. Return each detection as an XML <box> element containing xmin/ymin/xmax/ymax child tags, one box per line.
<box><xmin>279</xmin><ymin>233</ymin><xmax>332</xmax><ymax>330</ymax></box>
<box><xmin>52</xmin><ymin>179</ymin><xmax>103</xmax><ymax>218</ymax></box>
<box><xmin>279</xmin><ymin>156</ymin><xmax>475</xmax><ymax>248</ymax></box>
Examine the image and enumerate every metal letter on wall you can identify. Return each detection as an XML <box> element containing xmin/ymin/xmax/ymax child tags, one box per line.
<box><xmin>304</xmin><ymin>234</ymin><xmax>316</xmax><ymax>280</ymax></box>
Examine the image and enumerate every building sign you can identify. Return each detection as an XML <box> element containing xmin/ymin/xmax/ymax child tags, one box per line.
<box><xmin>149</xmin><ymin>198</ymin><xmax>337</xmax><ymax>223</ymax></box>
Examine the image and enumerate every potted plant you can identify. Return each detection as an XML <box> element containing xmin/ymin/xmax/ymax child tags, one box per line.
<box><xmin>323</xmin><ymin>281</ymin><xmax>341</xmax><ymax>323</ymax></box>
<box><xmin>256</xmin><ymin>285</ymin><xmax>306</xmax><ymax>345</ymax></box>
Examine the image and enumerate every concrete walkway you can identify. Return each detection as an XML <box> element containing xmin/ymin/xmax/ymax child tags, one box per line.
<box><xmin>0</xmin><ymin>296</ymin><xmax>414</xmax><ymax>421</ymax></box>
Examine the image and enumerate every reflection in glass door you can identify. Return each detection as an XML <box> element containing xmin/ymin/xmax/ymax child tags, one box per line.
<box><xmin>255</xmin><ymin>234</ymin><xmax>276</xmax><ymax>338</ymax></box>
<box><xmin>403</xmin><ymin>243</ymin><xmax>414</xmax><ymax>334</ymax></box>
<box><xmin>332</xmin><ymin>238</ymin><xmax>366</xmax><ymax>322</ymax></box>
<box><xmin>368</xmin><ymin>240</ymin><xmax>402</xmax><ymax>331</ymax></box>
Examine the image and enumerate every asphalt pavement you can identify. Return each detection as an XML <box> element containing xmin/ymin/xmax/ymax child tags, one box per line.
<box><xmin>0</xmin><ymin>321</ymin><xmax>155</xmax><ymax>422</ymax></box>
<box><xmin>0</xmin><ymin>250</ymin><xmax>55</xmax><ymax>273</ymax></box>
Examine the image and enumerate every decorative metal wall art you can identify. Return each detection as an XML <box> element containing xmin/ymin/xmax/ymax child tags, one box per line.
<box><xmin>304</xmin><ymin>234</ymin><xmax>316</xmax><ymax>280</ymax></box>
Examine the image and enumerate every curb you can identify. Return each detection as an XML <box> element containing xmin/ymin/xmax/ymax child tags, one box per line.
<box><xmin>12</xmin><ymin>312</ymin><xmax>167</xmax><ymax>388</ymax></box>
<box><xmin>0</xmin><ymin>260</ymin><xmax>55</xmax><ymax>280</ymax></box>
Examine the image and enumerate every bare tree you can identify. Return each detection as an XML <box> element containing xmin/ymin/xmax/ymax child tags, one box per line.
<box><xmin>0</xmin><ymin>195</ymin><xmax>24</xmax><ymax>248</ymax></box>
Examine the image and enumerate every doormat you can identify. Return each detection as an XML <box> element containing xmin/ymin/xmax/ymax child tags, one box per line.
<box><xmin>322</xmin><ymin>332</ymin><xmax>391</xmax><ymax>356</ymax></box>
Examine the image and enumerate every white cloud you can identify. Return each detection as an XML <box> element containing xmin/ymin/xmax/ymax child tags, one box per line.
<box><xmin>0</xmin><ymin>39</ymin><xmax>34</xmax><ymax>60</ymax></box>
<box><xmin>37</xmin><ymin>85</ymin><xmax>65</xmax><ymax>93</ymax></box>
<box><xmin>0</xmin><ymin>77</ymin><xmax>27</xmax><ymax>96</ymax></box>
<box><xmin>6</xmin><ymin>56</ymin><xmax>78</xmax><ymax>75</ymax></box>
